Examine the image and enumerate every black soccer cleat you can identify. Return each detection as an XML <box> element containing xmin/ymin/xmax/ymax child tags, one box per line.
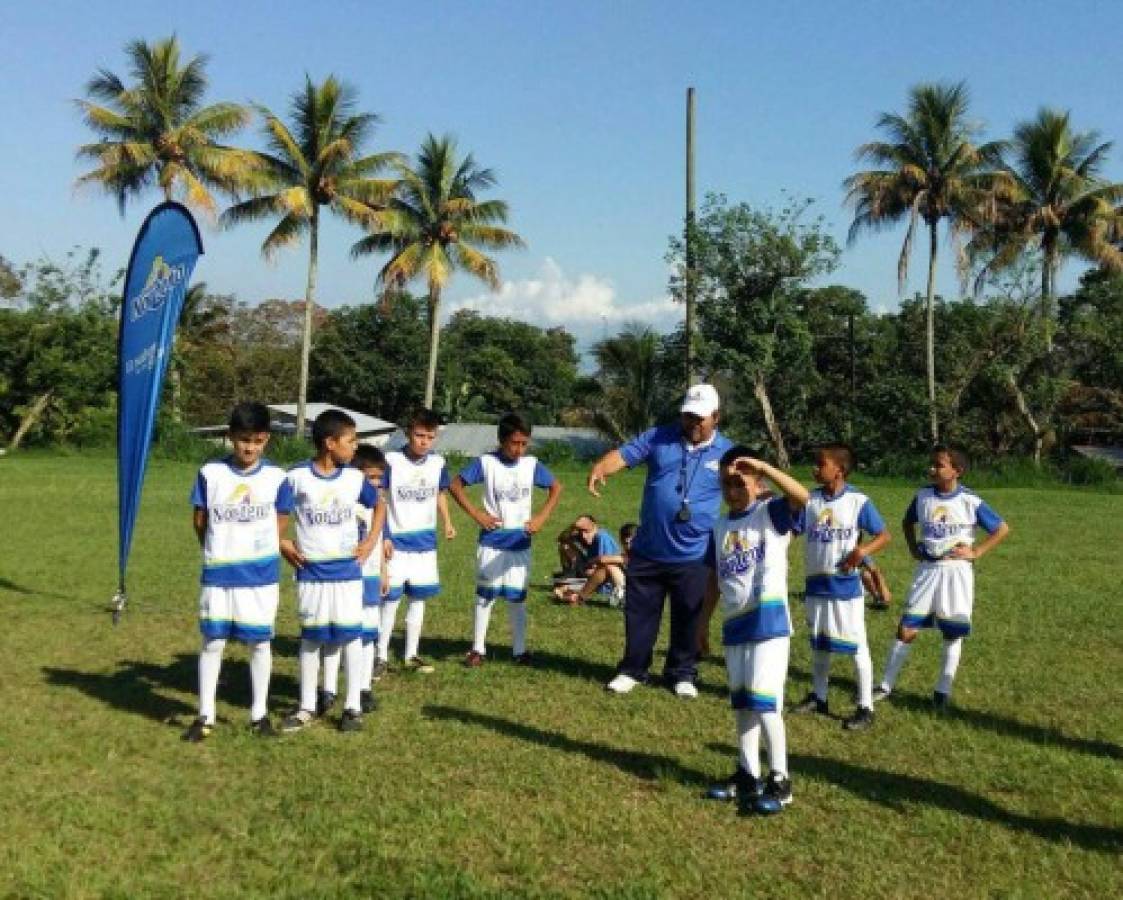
<box><xmin>182</xmin><ymin>716</ymin><xmax>212</xmax><ymax>743</ymax></box>
<box><xmin>752</xmin><ymin>772</ymin><xmax>793</xmax><ymax>815</ymax></box>
<box><xmin>843</xmin><ymin>706</ymin><xmax>874</xmax><ymax>731</ymax></box>
<box><xmin>249</xmin><ymin>716</ymin><xmax>277</xmax><ymax>737</ymax></box>
<box><xmin>359</xmin><ymin>690</ymin><xmax>378</xmax><ymax>714</ymax></box>
<box><xmin>792</xmin><ymin>692</ymin><xmax>829</xmax><ymax>715</ymax></box>
<box><xmin>339</xmin><ymin>709</ymin><xmax>364</xmax><ymax>733</ymax></box>
<box><xmin>705</xmin><ymin>766</ymin><xmax>761</xmax><ymax>803</ymax></box>
<box><xmin>316</xmin><ymin>690</ymin><xmax>336</xmax><ymax>717</ymax></box>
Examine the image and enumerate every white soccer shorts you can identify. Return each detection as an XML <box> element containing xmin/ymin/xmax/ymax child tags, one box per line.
<box><xmin>804</xmin><ymin>595</ymin><xmax>867</xmax><ymax>655</ymax></box>
<box><xmin>385</xmin><ymin>549</ymin><xmax>441</xmax><ymax>601</ymax></box>
<box><xmin>297</xmin><ymin>580</ymin><xmax>363</xmax><ymax>643</ymax></box>
<box><xmin>901</xmin><ymin>560</ymin><xmax>974</xmax><ymax>638</ymax></box>
<box><xmin>725</xmin><ymin>636</ymin><xmax>790</xmax><ymax>712</ymax></box>
<box><xmin>475</xmin><ymin>546</ymin><xmax>531</xmax><ymax>603</ymax></box>
<box><xmin>199</xmin><ymin>584</ymin><xmax>279</xmax><ymax>643</ymax></box>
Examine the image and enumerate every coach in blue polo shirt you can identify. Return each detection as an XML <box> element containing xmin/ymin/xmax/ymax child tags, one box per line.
<box><xmin>587</xmin><ymin>383</ymin><xmax>731</xmax><ymax>698</ymax></box>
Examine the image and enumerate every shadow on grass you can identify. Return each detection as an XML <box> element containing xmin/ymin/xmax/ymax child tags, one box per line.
<box><xmin>42</xmin><ymin>653</ymin><xmax>299</xmax><ymax>724</ymax></box>
<box><xmin>789</xmin><ymin>752</ymin><xmax>1123</xmax><ymax>855</ymax></box>
<box><xmin>423</xmin><ymin>704</ymin><xmax>711</xmax><ymax>789</ymax></box>
<box><xmin>885</xmin><ymin>690</ymin><xmax>1123</xmax><ymax>761</ymax></box>
<box><xmin>0</xmin><ymin>575</ymin><xmax>72</xmax><ymax>601</ymax></box>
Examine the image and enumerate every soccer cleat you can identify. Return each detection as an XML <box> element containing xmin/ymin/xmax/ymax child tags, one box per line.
<box><xmin>249</xmin><ymin>716</ymin><xmax>277</xmax><ymax>737</ymax></box>
<box><xmin>280</xmin><ymin>709</ymin><xmax>314</xmax><ymax>733</ymax></box>
<box><xmin>339</xmin><ymin>709</ymin><xmax>364</xmax><ymax>733</ymax></box>
<box><xmin>371</xmin><ymin>658</ymin><xmax>388</xmax><ymax>682</ymax></box>
<box><xmin>513</xmin><ymin>652</ymin><xmax>534</xmax><ymax>666</ymax></box>
<box><xmin>932</xmin><ymin>690</ymin><xmax>950</xmax><ymax>711</ymax></box>
<box><xmin>608</xmin><ymin>587</ymin><xmax>625</xmax><ymax>609</ymax></box>
<box><xmin>843</xmin><ymin>706</ymin><xmax>874</xmax><ymax>731</ymax></box>
<box><xmin>182</xmin><ymin>717</ymin><xmax>212</xmax><ymax>743</ymax></box>
<box><xmin>316</xmin><ymin>690</ymin><xmax>336</xmax><ymax>717</ymax></box>
<box><xmin>871</xmin><ymin>685</ymin><xmax>892</xmax><ymax>704</ymax></box>
<box><xmin>705</xmin><ymin>766</ymin><xmax>761</xmax><ymax>803</ymax></box>
<box><xmin>792</xmin><ymin>692</ymin><xmax>829</xmax><ymax>715</ymax></box>
<box><xmin>359</xmin><ymin>690</ymin><xmax>378</xmax><ymax>714</ymax></box>
<box><xmin>752</xmin><ymin>772</ymin><xmax>793</xmax><ymax>814</ymax></box>
<box><xmin>673</xmin><ymin>680</ymin><xmax>698</xmax><ymax>700</ymax></box>
<box><xmin>606</xmin><ymin>673</ymin><xmax>639</xmax><ymax>694</ymax></box>
<box><xmin>403</xmin><ymin>656</ymin><xmax>435</xmax><ymax>674</ymax></box>
<box><xmin>463</xmin><ymin>650</ymin><xmax>485</xmax><ymax>668</ymax></box>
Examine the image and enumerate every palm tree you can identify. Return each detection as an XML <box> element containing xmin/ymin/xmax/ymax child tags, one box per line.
<box><xmin>972</xmin><ymin>108</ymin><xmax>1123</xmax><ymax>349</ymax></box>
<box><xmin>76</xmin><ymin>36</ymin><xmax>258</xmax><ymax>216</ymax></box>
<box><xmin>352</xmin><ymin>134</ymin><xmax>525</xmax><ymax>409</ymax></box>
<box><xmin>845</xmin><ymin>81</ymin><xmax>1003</xmax><ymax>442</ymax></box>
<box><xmin>591</xmin><ymin>323</ymin><xmax>666</xmax><ymax>440</ymax></box>
<box><xmin>221</xmin><ymin>76</ymin><xmax>399</xmax><ymax>437</ymax></box>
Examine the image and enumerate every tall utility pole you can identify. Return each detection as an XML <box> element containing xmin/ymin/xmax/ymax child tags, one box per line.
<box><xmin>684</xmin><ymin>86</ymin><xmax>696</xmax><ymax>389</ymax></box>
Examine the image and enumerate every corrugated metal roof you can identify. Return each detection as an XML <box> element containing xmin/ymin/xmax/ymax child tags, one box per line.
<box><xmin>1072</xmin><ymin>445</ymin><xmax>1123</xmax><ymax>469</ymax></box>
<box><xmin>268</xmin><ymin>403</ymin><xmax>397</xmax><ymax>436</ymax></box>
<box><xmin>382</xmin><ymin>423</ymin><xmax>610</xmax><ymax>459</ymax></box>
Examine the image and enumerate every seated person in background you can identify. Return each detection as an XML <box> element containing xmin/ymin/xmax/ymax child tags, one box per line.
<box><xmin>860</xmin><ymin>556</ymin><xmax>892</xmax><ymax>609</ymax></box>
<box><xmin>555</xmin><ymin>516</ymin><xmax>630</xmax><ymax>606</ymax></box>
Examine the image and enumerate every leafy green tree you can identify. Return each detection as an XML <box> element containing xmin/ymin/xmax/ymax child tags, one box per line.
<box><xmin>437</xmin><ymin>311</ymin><xmax>578</xmax><ymax>425</ymax></box>
<box><xmin>351</xmin><ymin>134</ymin><xmax>525</xmax><ymax>408</ymax></box>
<box><xmin>971</xmin><ymin>108</ymin><xmax>1123</xmax><ymax>348</ymax></box>
<box><xmin>845</xmin><ymin>81</ymin><xmax>1003</xmax><ymax>442</ymax></box>
<box><xmin>76</xmin><ymin>36</ymin><xmax>258</xmax><ymax>215</ymax></box>
<box><xmin>222</xmin><ymin>75</ymin><xmax>399</xmax><ymax>437</ymax></box>
<box><xmin>670</xmin><ymin>195</ymin><xmax>839</xmax><ymax>468</ymax></box>
<box><xmin>309</xmin><ymin>294</ymin><xmax>428</xmax><ymax>423</ymax></box>
<box><xmin>588</xmin><ymin>323</ymin><xmax>671</xmax><ymax>441</ymax></box>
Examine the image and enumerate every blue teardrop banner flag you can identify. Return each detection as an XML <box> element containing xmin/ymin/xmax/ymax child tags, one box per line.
<box><xmin>113</xmin><ymin>202</ymin><xmax>203</xmax><ymax>623</ymax></box>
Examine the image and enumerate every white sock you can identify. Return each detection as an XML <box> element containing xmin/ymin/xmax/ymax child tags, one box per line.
<box><xmin>248</xmin><ymin>641</ymin><xmax>271</xmax><ymax>722</ymax></box>
<box><xmin>299</xmin><ymin>639</ymin><xmax>321</xmax><ymax>712</ymax></box>
<box><xmin>404</xmin><ymin>599</ymin><xmax>425</xmax><ymax>660</ymax></box>
<box><xmin>378</xmin><ymin>598</ymin><xmax>401</xmax><ymax>661</ymax></box>
<box><xmin>735</xmin><ymin>709</ymin><xmax>761</xmax><ymax>778</ymax></box>
<box><xmin>854</xmin><ymin>643</ymin><xmax>873</xmax><ymax>709</ymax></box>
<box><xmin>881</xmin><ymin>640</ymin><xmax>912</xmax><ymax>691</ymax></box>
<box><xmin>937</xmin><ymin>639</ymin><xmax>963</xmax><ymax>696</ymax></box>
<box><xmin>361</xmin><ymin>639</ymin><xmax>376</xmax><ymax>690</ymax></box>
<box><xmin>508</xmin><ymin>602</ymin><xmax>528</xmax><ymax>657</ymax></box>
<box><xmin>321</xmin><ymin>643</ymin><xmax>341</xmax><ymax>696</ymax></box>
<box><xmin>811</xmin><ymin>650</ymin><xmax>831</xmax><ymax>701</ymax></box>
<box><xmin>761</xmin><ymin>711</ymin><xmax>788</xmax><ymax>778</ymax></box>
<box><xmin>342</xmin><ymin>638</ymin><xmax>363</xmax><ymax>712</ymax></box>
<box><xmin>198</xmin><ymin>638</ymin><xmax>225</xmax><ymax>724</ymax></box>
<box><xmin>473</xmin><ymin>597</ymin><xmax>495</xmax><ymax>654</ymax></box>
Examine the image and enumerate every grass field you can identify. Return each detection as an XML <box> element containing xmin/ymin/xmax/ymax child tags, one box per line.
<box><xmin>0</xmin><ymin>453</ymin><xmax>1120</xmax><ymax>898</ymax></box>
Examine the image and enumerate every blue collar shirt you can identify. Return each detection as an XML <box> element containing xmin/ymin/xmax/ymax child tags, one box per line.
<box><xmin>619</xmin><ymin>424</ymin><xmax>733</xmax><ymax>564</ymax></box>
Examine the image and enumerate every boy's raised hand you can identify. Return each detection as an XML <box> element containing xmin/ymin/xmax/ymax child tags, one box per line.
<box><xmin>731</xmin><ymin>456</ymin><xmax>766</xmax><ymax>478</ymax></box>
<box><xmin>280</xmin><ymin>538</ymin><xmax>306</xmax><ymax>569</ymax></box>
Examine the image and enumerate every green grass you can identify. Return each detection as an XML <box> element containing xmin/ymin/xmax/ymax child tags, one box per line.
<box><xmin>0</xmin><ymin>455</ymin><xmax>1120</xmax><ymax>898</ymax></box>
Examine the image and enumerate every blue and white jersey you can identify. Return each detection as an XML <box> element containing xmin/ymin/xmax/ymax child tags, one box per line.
<box><xmin>287</xmin><ymin>461</ymin><xmax>377</xmax><ymax>582</ymax></box>
<box><xmin>191</xmin><ymin>457</ymin><xmax>294</xmax><ymax>587</ymax></box>
<box><xmin>905</xmin><ymin>485</ymin><xmax>1004</xmax><ymax>562</ymax></box>
<box><xmin>803</xmin><ymin>485</ymin><xmax>886</xmax><ymax>599</ymax></box>
<box><xmin>706</xmin><ymin>498</ymin><xmax>801</xmax><ymax>645</ymax></box>
<box><xmin>458</xmin><ymin>452</ymin><xmax>555</xmax><ymax>551</ymax></box>
<box><xmin>382</xmin><ymin>450</ymin><xmax>450</xmax><ymax>552</ymax></box>
<box><xmin>356</xmin><ymin>496</ymin><xmax>382</xmax><ymax>579</ymax></box>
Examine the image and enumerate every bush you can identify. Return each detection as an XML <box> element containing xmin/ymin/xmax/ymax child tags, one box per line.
<box><xmin>1058</xmin><ymin>454</ymin><xmax>1118</xmax><ymax>487</ymax></box>
<box><xmin>534</xmin><ymin>440</ymin><xmax>578</xmax><ymax>466</ymax></box>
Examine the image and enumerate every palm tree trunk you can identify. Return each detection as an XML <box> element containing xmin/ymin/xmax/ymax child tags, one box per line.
<box><xmin>925</xmin><ymin>219</ymin><xmax>939</xmax><ymax>444</ymax></box>
<box><xmin>296</xmin><ymin>210</ymin><xmax>319</xmax><ymax>439</ymax></box>
<box><xmin>753</xmin><ymin>374</ymin><xmax>789</xmax><ymax>469</ymax></box>
<box><xmin>423</xmin><ymin>282</ymin><xmax>441</xmax><ymax>409</ymax></box>
<box><xmin>1041</xmin><ymin>240</ymin><xmax>1055</xmax><ymax>352</ymax></box>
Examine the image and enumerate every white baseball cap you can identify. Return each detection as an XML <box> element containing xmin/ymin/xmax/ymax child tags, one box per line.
<box><xmin>681</xmin><ymin>383</ymin><xmax>720</xmax><ymax>417</ymax></box>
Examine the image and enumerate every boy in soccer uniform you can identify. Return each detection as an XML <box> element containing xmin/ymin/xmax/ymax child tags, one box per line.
<box><xmin>185</xmin><ymin>402</ymin><xmax>294</xmax><ymax>742</ymax></box>
<box><xmin>876</xmin><ymin>446</ymin><xmax>1010</xmax><ymax>708</ymax></box>
<box><xmin>701</xmin><ymin>446</ymin><xmax>808</xmax><ymax>815</ymax></box>
<box><xmin>792</xmin><ymin>444</ymin><xmax>889</xmax><ymax>731</ymax></box>
<box><xmin>449</xmin><ymin>413</ymin><xmax>562</xmax><ymax>666</ymax></box>
<box><xmin>377</xmin><ymin>408</ymin><xmax>456</xmax><ymax>674</ymax></box>
<box><xmin>318</xmin><ymin>444</ymin><xmax>387</xmax><ymax>715</ymax></box>
<box><xmin>280</xmin><ymin>409</ymin><xmax>378</xmax><ymax>733</ymax></box>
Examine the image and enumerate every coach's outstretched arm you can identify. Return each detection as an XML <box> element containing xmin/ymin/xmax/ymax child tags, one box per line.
<box><xmin>586</xmin><ymin>448</ymin><xmax>627</xmax><ymax>497</ymax></box>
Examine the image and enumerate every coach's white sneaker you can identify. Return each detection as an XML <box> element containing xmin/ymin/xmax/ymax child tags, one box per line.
<box><xmin>674</xmin><ymin>681</ymin><xmax>698</xmax><ymax>700</ymax></box>
<box><xmin>606</xmin><ymin>673</ymin><xmax>639</xmax><ymax>694</ymax></box>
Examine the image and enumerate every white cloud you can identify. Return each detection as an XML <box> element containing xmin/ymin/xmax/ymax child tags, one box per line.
<box><xmin>446</xmin><ymin>257</ymin><xmax>679</xmax><ymax>335</ymax></box>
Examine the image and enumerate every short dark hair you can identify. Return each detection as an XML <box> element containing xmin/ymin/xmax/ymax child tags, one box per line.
<box><xmin>354</xmin><ymin>444</ymin><xmax>386</xmax><ymax>470</ymax></box>
<box><xmin>498</xmin><ymin>412</ymin><xmax>532</xmax><ymax>442</ymax></box>
<box><xmin>228</xmin><ymin>402</ymin><xmax>271</xmax><ymax>434</ymax></box>
<box><xmin>817</xmin><ymin>443</ymin><xmax>855</xmax><ymax>475</ymax></box>
<box><xmin>406</xmin><ymin>407</ymin><xmax>441</xmax><ymax>432</ymax></box>
<box><xmin>719</xmin><ymin>444</ymin><xmax>754</xmax><ymax>469</ymax></box>
<box><xmin>619</xmin><ymin>522</ymin><xmax>637</xmax><ymax>542</ymax></box>
<box><xmin>312</xmin><ymin>408</ymin><xmax>356</xmax><ymax>451</ymax></box>
<box><xmin>932</xmin><ymin>444</ymin><xmax>969</xmax><ymax>474</ymax></box>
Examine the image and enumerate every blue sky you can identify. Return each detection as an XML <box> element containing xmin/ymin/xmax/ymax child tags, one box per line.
<box><xmin>2</xmin><ymin>1</ymin><xmax>1121</xmax><ymax>348</ymax></box>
